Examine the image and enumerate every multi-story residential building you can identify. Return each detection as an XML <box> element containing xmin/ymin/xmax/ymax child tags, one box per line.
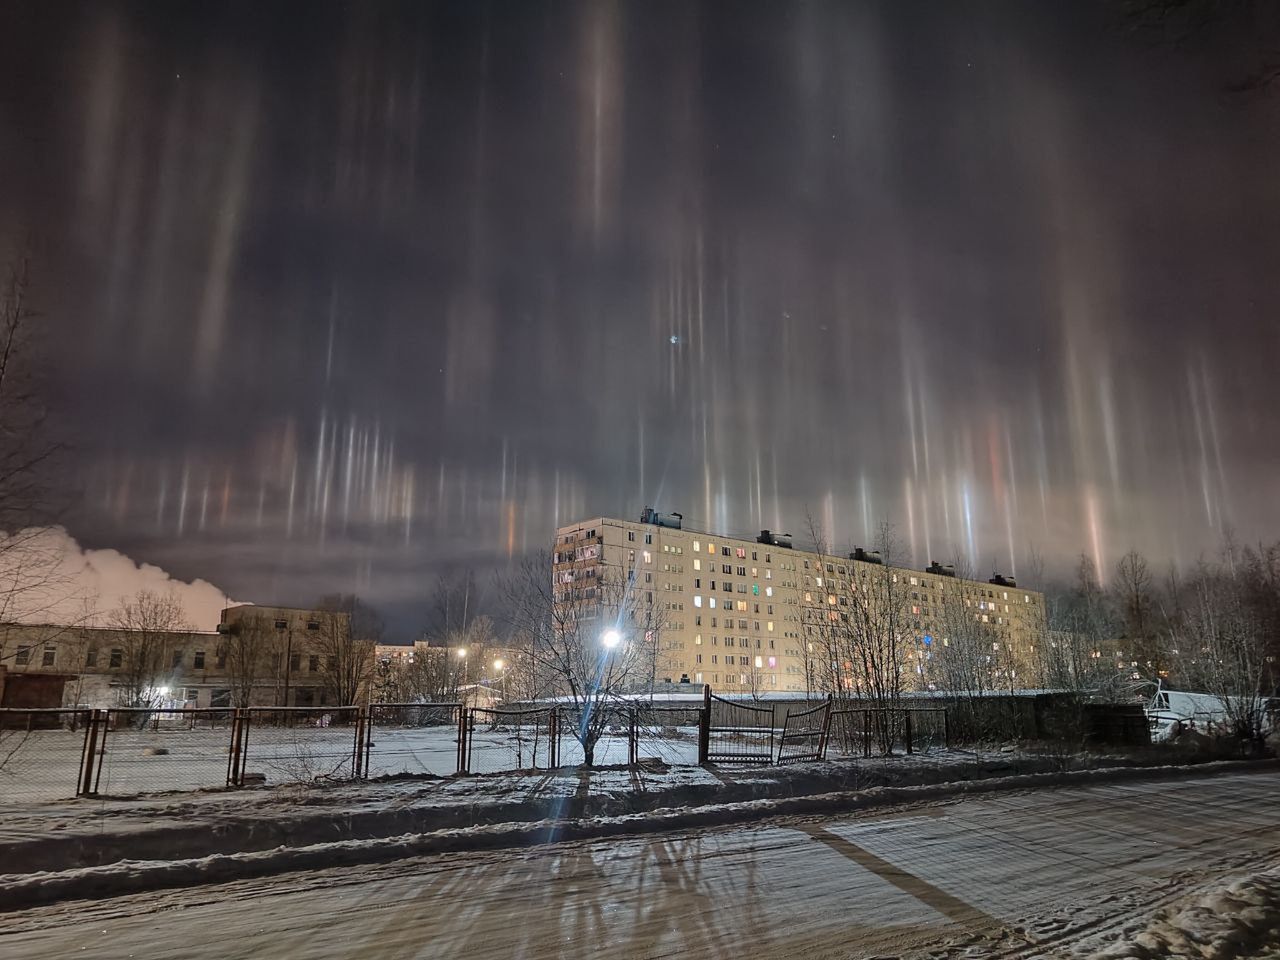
<box><xmin>552</xmin><ymin>511</ymin><xmax>1046</xmax><ymax>694</ymax></box>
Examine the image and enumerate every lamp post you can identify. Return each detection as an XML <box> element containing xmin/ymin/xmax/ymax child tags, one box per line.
<box><xmin>456</xmin><ymin>646</ymin><xmax>468</xmax><ymax>705</ymax></box>
<box><xmin>492</xmin><ymin>658</ymin><xmax>506</xmax><ymax>702</ymax></box>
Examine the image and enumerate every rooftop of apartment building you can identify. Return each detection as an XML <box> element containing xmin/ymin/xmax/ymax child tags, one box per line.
<box><xmin>556</xmin><ymin>508</ymin><xmax>1032</xmax><ymax>592</ymax></box>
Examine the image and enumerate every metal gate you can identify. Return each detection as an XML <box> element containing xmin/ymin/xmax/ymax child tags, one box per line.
<box><xmin>699</xmin><ymin>688</ymin><xmax>775</xmax><ymax>764</ymax></box>
<box><xmin>776</xmin><ymin>698</ymin><xmax>831</xmax><ymax>764</ymax></box>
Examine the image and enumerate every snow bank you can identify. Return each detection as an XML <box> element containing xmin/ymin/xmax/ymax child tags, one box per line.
<box><xmin>1083</xmin><ymin>867</ymin><xmax>1280</xmax><ymax>960</ymax></box>
<box><xmin>2</xmin><ymin>758</ymin><xmax>1277</xmax><ymax>912</ymax></box>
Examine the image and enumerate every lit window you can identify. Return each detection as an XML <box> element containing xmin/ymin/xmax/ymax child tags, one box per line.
<box><xmin>693</xmin><ymin>558</ymin><xmax>701</xmax><ymax>571</ymax></box>
<box><xmin>765</xmin><ymin>586</ymin><xmax>773</xmax><ymax>597</ymax></box>
<box><xmin>767</xmin><ymin>622</ymin><xmax>774</xmax><ymax>631</ymax></box>
<box><xmin>693</xmin><ymin>541</ymin><xmax>700</xmax><ymax>551</ymax></box>
<box><xmin>754</xmin><ymin>656</ymin><xmax>763</xmax><ymax>669</ymax></box>
<box><xmin>694</xmin><ymin>595</ymin><xmax>702</xmax><ymax>608</ymax></box>
<box><xmin>709</xmin><ymin>598</ymin><xmax>717</xmax><ymax>609</ymax></box>
<box><xmin>708</xmin><ymin>543</ymin><xmax>715</xmax><ymax>555</ymax></box>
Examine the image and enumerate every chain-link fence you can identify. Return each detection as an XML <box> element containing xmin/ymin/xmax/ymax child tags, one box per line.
<box><xmin>0</xmin><ymin>697</ymin><xmax>951</xmax><ymax>805</ymax></box>
<box><xmin>233</xmin><ymin>707</ymin><xmax>363</xmax><ymax>787</ymax></box>
<box><xmin>0</xmin><ymin>708</ymin><xmax>92</xmax><ymax>803</ymax></box>
<box><xmin>365</xmin><ymin>702</ymin><xmax>462</xmax><ymax>779</ymax></box>
<box><xmin>462</xmin><ymin>707</ymin><xmax>558</xmax><ymax>774</ymax></box>
<box><xmin>89</xmin><ymin>708</ymin><xmax>238</xmax><ymax>796</ymax></box>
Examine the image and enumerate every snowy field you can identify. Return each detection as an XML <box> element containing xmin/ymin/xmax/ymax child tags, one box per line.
<box><xmin>0</xmin><ymin>723</ymin><xmax>706</xmax><ymax>803</ymax></box>
<box><xmin>2</xmin><ymin>769</ymin><xmax>1277</xmax><ymax>959</ymax></box>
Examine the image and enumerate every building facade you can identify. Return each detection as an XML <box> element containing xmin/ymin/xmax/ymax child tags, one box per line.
<box><xmin>0</xmin><ymin>605</ymin><xmax>353</xmax><ymax>710</ymax></box>
<box><xmin>553</xmin><ymin>513</ymin><xmax>1047</xmax><ymax>694</ymax></box>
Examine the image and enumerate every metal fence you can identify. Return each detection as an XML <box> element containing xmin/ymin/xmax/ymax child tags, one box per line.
<box><xmin>700</xmin><ymin>689</ymin><xmax>776</xmax><ymax>764</ymax></box>
<box><xmin>777</xmin><ymin>699</ymin><xmax>832</xmax><ymax>764</ymax></box>
<box><xmin>0</xmin><ymin>694</ymin><xmax>949</xmax><ymax>804</ymax></box>
<box><xmin>826</xmin><ymin>706</ymin><xmax>949</xmax><ymax>758</ymax></box>
<box><xmin>365</xmin><ymin>702</ymin><xmax>463</xmax><ymax>779</ymax></box>
<box><xmin>461</xmin><ymin>707</ymin><xmax>558</xmax><ymax>774</ymax></box>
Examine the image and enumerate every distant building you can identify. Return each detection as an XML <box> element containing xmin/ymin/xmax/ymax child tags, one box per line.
<box><xmin>553</xmin><ymin>513</ymin><xmax>1047</xmax><ymax>694</ymax></box>
<box><xmin>0</xmin><ymin>604</ymin><xmax>354</xmax><ymax>709</ymax></box>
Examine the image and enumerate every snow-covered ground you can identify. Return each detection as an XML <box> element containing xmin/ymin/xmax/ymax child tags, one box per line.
<box><xmin>2</xmin><ymin>769</ymin><xmax>1277</xmax><ymax>959</ymax></box>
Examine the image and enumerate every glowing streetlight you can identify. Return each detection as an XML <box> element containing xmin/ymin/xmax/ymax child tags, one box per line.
<box><xmin>601</xmin><ymin>629</ymin><xmax>622</xmax><ymax>650</ymax></box>
<box><xmin>455</xmin><ymin>647</ymin><xmax>468</xmax><ymax>659</ymax></box>
<box><xmin>492</xmin><ymin>658</ymin><xmax>505</xmax><ymax>672</ymax></box>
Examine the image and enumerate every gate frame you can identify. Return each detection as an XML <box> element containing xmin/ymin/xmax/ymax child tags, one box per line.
<box><xmin>700</xmin><ymin>686</ymin><xmax>776</xmax><ymax>765</ymax></box>
<box><xmin>776</xmin><ymin>695</ymin><xmax>833</xmax><ymax>765</ymax></box>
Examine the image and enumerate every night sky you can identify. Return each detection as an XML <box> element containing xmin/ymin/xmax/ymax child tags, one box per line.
<box><xmin>2</xmin><ymin>1</ymin><xmax>1278</xmax><ymax>634</ymax></box>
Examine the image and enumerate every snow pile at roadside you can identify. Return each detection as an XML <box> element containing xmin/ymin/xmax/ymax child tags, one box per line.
<box><xmin>1083</xmin><ymin>867</ymin><xmax>1280</xmax><ymax>960</ymax></box>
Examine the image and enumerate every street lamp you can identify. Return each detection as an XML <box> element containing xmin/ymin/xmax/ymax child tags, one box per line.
<box><xmin>601</xmin><ymin>629</ymin><xmax>622</xmax><ymax>650</ymax></box>
<box><xmin>492</xmin><ymin>658</ymin><xmax>507</xmax><ymax>702</ymax></box>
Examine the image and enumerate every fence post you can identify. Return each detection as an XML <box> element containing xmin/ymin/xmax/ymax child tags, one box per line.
<box><xmin>863</xmin><ymin>709</ymin><xmax>871</xmax><ymax>758</ymax></box>
<box><xmin>226</xmin><ymin>709</ymin><xmax>247</xmax><ymax>788</ymax></box>
<box><xmin>942</xmin><ymin>709</ymin><xmax>950</xmax><ymax>750</ymax></box>
<box><xmin>819</xmin><ymin>694</ymin><xmax>833</xmax><ymax>760</ymax></box>
<box><xmin>698</xmin><ymin>684</ymin><xmax>712</xmax><ymax>765</ymax></box>
<box><xmin>550</xmin><ymin>707</ymin><xmax>560</xmax><ymax>768</ymax></box>
<box><xmin>351</xmin><ymin>707</ymin><xmax>368</xmax><ymax>779</ymax></box>
<box><xmin>78</xmin><ymin>709</ymin><xmax>102</xmax><ymax>797</ymax></box>
<box><xmin>456</xmin><ymin>706</ymin><xmax>468</xmax><ymax>775</ymax></box>
<box><xmin>904</xmin><ymin>710</ymin><xmax>914</xmax><ymax>756</ymax></box>
<box><xmin>628</xmin><ymin>708</ymin><xmax>638</xmax><ymax>766</ymax></box>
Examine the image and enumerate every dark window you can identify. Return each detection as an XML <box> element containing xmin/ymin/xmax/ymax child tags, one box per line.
<box><xmin>172</xmin><ymin>650</ymin><xmax>184</xmax><ymax>668</ymax></box>
<box><xmin>110</xmin><ymin>649</ymin><xmax>122</xmax><ymax>668</ymax></box>
<box><xmin>85</xmin><ymin>647</ymin><xmax>98</xmax><ymax>668</ymax></box>
<box><xmin>307</xmin><ymin>621</ymin><xmax>320</xmax><ymax>631</ymax></box>
<box><xmin>193</xmin><ymin>650</ymin><xmax>205</xmax><ymax>669</ymax></box>
<box><xmin>14</xmin><ymin>646</ymin><xmax>30</xmax><ymax>665</ymax></box>
<box><xmin>274</xmin><ymin>619</ymin><xmax>288</xmax><ymax>629</ymax></box>
<box><xmin>41</xmin><ymin>646</ymin><xmax>55</xmax><ymax>667</ymax></box>
<box><xmin>722</xmin><ymin>547</ymin><xmax>730</xmax><ymax>556</ymax></box>
<box><xmin>309</xmin><ymin>655</ymin><xmax>319</xmax><ymax>672</ymax></box>
<box><xmin>216</xmin><ymin>648</ymin><xmax>227</xmax><ymax>669</ymax></box>
<box><xmin>290</xmin><ymin>653</ymin><xmax>301</xmax><ymax>671</ymax></box>
<box><xmin>644</xmin><ymin>533</ymin><xmax>652</xmax><ymax>544</ymax></box>
<box><xmin>627</xmin><ymin>531</ymin><xmax>634</xmax><ymax>542</ymax></box>
<box><xmin>210</xmin><ymin>688</ymin><xmax>231</xmax><ymax>707</ymax></box>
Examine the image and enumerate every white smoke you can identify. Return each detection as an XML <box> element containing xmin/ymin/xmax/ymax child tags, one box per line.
<box><xmin>0</xmin><ymin>527</ymin><xmax>243</xmax><ymax>632</ymax></box>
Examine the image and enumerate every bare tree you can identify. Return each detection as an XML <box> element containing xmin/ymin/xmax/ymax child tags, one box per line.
<box><xmin>803</xmin><ymin>518</ymin><xmax>912</xmax><ymax>753</ymax></box>
<box><xmin>932</xmin><ymin>556</ymin><xmax>1002</xmax><ymax>696</ymax></box>
<box><xmin>505</xmin><ymin>550</ymin><xmax>665</xmax><ymax>766</ymax></box>
<box><xmin>219</xmin><ymin>612</ymin><xmax>285</xmax><ymax>708</ymax></box>
<box><xmin>312</xmin><ymin>595</ymin><xmax>381</xmax><ymax>706</ymax></box>
<box><xmin>0</xmin><ymin>260</ymin><xmax>74</xmax><ymax>655</ymax></box>
<box><xmin>1115</xmin><ymin>550</ymin><xmax>1166</xmax><ymax>682</ymax></box>
<box><xmin>108</xmin><ymin>590</ymin><xmax>190</xmax><ymax>708</ymax></box>
<box><xmin>1166</xmin><ymin>540</ymin><xmax>1274</xmax><ymax>744</ymax></box>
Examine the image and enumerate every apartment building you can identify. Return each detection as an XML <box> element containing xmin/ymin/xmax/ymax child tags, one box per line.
<box><xmin>552</xmin><ymin>511</ymin><xmax>1046</xmax><ymax>694</ymax></box>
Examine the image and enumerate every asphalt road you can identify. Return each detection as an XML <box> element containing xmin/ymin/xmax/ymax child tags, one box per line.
<box><xmin>4</xmin><ymin>769</ymin><xmax>1279</xmax><ymax>960</ymax></box>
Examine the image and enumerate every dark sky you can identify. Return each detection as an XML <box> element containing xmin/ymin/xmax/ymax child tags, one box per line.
<box><xmin>2</xmin><ymin>1</ymin><xmax>1278</xmax><ymax>636</ymax></box>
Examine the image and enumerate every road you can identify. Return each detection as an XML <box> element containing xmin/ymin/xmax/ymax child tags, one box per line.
<box><xmin>3</xmin><ymin>769</ymin><xmax>1279</xmax><ymax>959</ymax></box>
